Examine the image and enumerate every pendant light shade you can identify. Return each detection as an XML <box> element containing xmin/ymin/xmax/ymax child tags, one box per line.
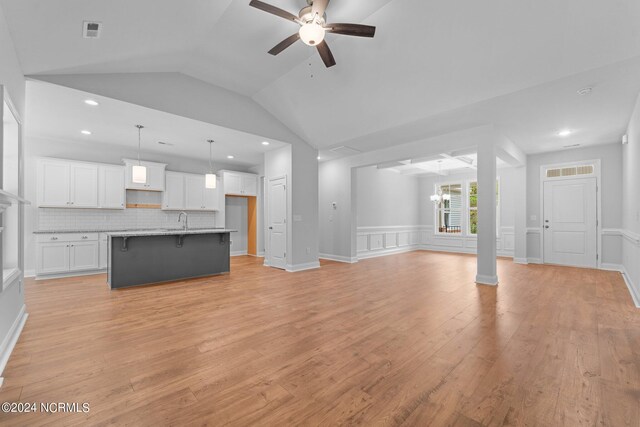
<box><xmin>205</xmin><ymin>173</ymin><xmax>217</xmax><ymax>189</ymax></box>
<box><xmin>132</xmin><ymin>125</ymin><xmax>147</xmax><ymax>184</ymax></box>
<box><xmin>205</xmin><ymin>139</ymin><xmax>217</xmax><ymax>189</ymax></box>
<box><xmin>132</xmin><ymin>165</ymin><xmax>147</xmax><ymax>184</ymax></box>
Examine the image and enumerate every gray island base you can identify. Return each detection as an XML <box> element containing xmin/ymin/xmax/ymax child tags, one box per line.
<box><xmin>107</xmin><ymin>229</ymin><xmax>235</xmax><ymax>289</ymax></box>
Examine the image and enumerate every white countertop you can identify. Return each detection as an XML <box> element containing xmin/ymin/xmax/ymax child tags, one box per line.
<box><xmin>106</xmin><ymin>229</ymin><xmax>236</xmax><ymax>237</ymax></box>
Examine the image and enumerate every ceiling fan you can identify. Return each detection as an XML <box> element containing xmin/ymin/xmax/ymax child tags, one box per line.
<box><xmin>249</xmin><ymin>0</ymin><xmax>376</xmax><ymax>68</ymax></box>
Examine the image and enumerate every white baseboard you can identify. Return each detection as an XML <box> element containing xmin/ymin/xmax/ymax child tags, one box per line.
<box><xmin>286</xmin><ymin>261</ymin><xmax>321</xmax><ymax>272</ymax></box>
<box><xmin>24</xmin><ymin>269</ymin><xmax>35</xmax><ymax>278</ymax></box>
<box><xmin>418</xmin><ymin>245</ymin><xmax>514</xmax><ymax>258</ymax></box>
<box><xmin>600</xmin><ymin>263</ymin><xmax>623</xmax><ymax>272</ymax></box>
<box><xmin>476</xmin><ymin>274</ymin><xmax>499</xmax><ymax>286</ymax></box>
<box><xmin>35</xmin><ymin>269</ymin><xmax>106</xmax><ymax>281</ymax></box>
<box><xmin>620</xmin><ymin>266</ymin><xmax>640</xmax><ymax>308</ymax></box>
<box><xmin>513</xmin><ymin>257</ymin><xmax>528</xmax><ymax>264</ymax></box>
<box><xmin>319</xmin><ymin>253</ymin><xmax>358</xmax><ymax>263</ymax></box>
<box><xmin>527</xmin><ymin>257</ymin><xmax>543</xmax><ymax>264</ymax></box>
<box><xmin>231</xmin><ymin>250</ymin><xmax>248</xmax><ymax>257</ymax></box>
<box><xmin>0</xmin><ymin>304</ymin><xmax>28</xmax><ymax>382</ymax></box>
<box><xmin>358</xmin><ymin>246</ymin><xmax>419</xmax><ymax>260</ymax></box>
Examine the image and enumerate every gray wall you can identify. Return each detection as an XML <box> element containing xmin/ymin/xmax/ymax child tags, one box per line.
<box><xmin>225</xmin><ymin>196</ymin><xmax>248</xmax><ymax>255</ymax></box>
<box><xmin>265</xmin><ymin>145</ymin><xmax>293</xmax><ymax>266</ymax></box>
<box><xmin>622</xmin><ymin>92</ymin><xmax>640</xmax><ymax>304</ymax></box>
<box><xmin>356</xmin><ymin>166</ymin><xmax>420</xmax><ymax>227</ymax></box>
<box><xmin>319</xmin><ymin>159</ymin><xmax>357</xmax><ymax>260</ymax></box>
<box><xmin>0</xmin><ymin>1</ymin><xmax>26</xmax><ymax>374</ymax></box>
<box><xmin>525</xmin><ymin>143</ymin><xmax>623</xmax><ymax>264</ymax></box>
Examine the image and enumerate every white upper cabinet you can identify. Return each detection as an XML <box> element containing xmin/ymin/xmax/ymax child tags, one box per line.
<box><xmin>99</xmin><ymin>165</ymin><xmax>125</xmax><ymax>209</ymax></box>
<box><xmin>123</xmin><ymin>159</ymin><xmax>167</xmax><ymax>191</ymax></box>
<box><xmin>70</xmin><ymin>163</ymin><xmax>99</xmax><ymax>207</ymax></box>
<box><xmin>37</xmin><ymin>159</ymin><xmax>98</xmax><ymax>208</ymax></box>
<box><xmin>163</xmin><ymin>172</ymin><xmax>185</xmax><ymax>210</ymax></box>
<box><xmin>222</xmin><ymin>171</ymin><xmax>258</xmax><ymax>196</ymax></box>
<box><xmin>37</xmin><ymin>159</ymin><xmax>71</xmax><ymax>207</ymax></box>
<box><xmin>185</xmin><ymin>174</ymin><xmax>206</xmax><ymax>210</ymax></box>
<box><xmin>163</xmin><ymin>172</ymin><xmax>219</xmax><ymax>211</ymax></box>
<box><xmin>203</xmin><ymin>185</ymin><xmax>219</xmax><ymax>211</ymax></box>
<box><xmin>241</xmin><ymin>174</ymin><xmax>258</xmax><ymax>196</ymax></box>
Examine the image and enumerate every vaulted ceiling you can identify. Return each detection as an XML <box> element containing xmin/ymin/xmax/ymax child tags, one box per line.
<box><xmin>2</xmin><ymin>0</ymin><xmax>640</xmax><ymax>157</ymax></box>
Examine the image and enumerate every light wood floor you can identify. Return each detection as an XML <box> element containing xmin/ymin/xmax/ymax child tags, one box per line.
<box><xmin>0</xmin><ymin>252</ymin><xmax>639</xmax><ymax>426</ymax></box>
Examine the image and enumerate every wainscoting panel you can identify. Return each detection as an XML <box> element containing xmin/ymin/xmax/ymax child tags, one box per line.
<box><xmin>357</xmin><ymin>226</ymin><xmax>425</xmax><ymax>259</ymax></box>
<box><xmin>384</xmin><ymin>233</ymin><xmax>397</xmax><ymax>249</ymax></box>
<box><xmin>357</xmin><ymin>225</ymin><xmax>516</xmax><ymax>259</ymax></box>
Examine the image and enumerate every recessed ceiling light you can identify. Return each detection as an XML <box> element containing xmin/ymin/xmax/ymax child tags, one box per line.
<box><xmin>227</xmin><ymin>155</ymin><xmax>234</xmax><ymax>159</ymax></box>
<box><xmin>262</xmin><ymin>141</ymin><xmax>270</xmax><ymax>146</ymax></box>
<box><xmin>84</xmin><ymin>99</ymin><xmax>99</xmax><ymax>106</ymax></box>
<box><xmin>577</xmin><ymin>87</ymin><xmax>593</xmax><ymax>96</ymax></box>
<box><xmin>317</xmin><ymin>156</ymin><xmax>321</xmax><ymax>160</ymax></box>
<box><xmin>81</xmin><ymin>130</ymin><xmax>92</xmax><ymax>135</ymax></box>
<box><xmin>558</xmin><ymin>129</ymin><xmax>572</xmax><ymax>137</ymax></box>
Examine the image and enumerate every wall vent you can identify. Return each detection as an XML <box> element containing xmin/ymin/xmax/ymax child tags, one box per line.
<box><xmin>83</xmin><ymin>21</ymin><xmax>102</xmax><ymax>38</ymax></box>
<box><xmin>546</xmin><ymin>164</ymin><xmax>594</xmax><ymax>178</ymax></box>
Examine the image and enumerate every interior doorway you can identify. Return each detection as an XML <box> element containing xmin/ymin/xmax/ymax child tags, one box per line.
<box><xmin>225</xmin><ymin>195</ymin><xmax>257</xmax><ymax>256</ymax></box>
<box><xmin>267</xmin><ymin>176</ymin><xmax>287</xmax><ymax>270</ymax></box>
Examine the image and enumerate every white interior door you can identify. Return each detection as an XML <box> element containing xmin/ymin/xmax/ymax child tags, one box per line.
<box><xmin>268</xmin><ymin>177</ymin><xmax>287</xmax><ymax>270</ymax></box>
<box><xmin>543</xmin><ymin>178</ymin><xmax>597</xmax><ymax>268</ymax></box>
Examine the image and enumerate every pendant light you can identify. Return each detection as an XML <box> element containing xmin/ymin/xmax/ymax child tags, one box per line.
<box><xmin>205</xmin><ymin>139</ymin><xmax>217</xmax><ymax>189</ymax></box>
<box><xmin>132</xmin><ymin>125</ymin><xmax>147</xmax><ymax>184</ymax></box>
<box><xmin>430</xmin><ymin>160</ymin><xmax>451</xmax><ymax>204</ymax></box>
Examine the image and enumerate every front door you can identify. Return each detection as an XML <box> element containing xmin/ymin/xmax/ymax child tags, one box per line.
<box><xmin>543</xmin><ymin>177</ymin><xmax>597</xmax><ymax>268</ymax></box>
<box><xmin>267</xmin><ymin>177</ymin><xmax>287</xmax><ymax>270</ymax></box>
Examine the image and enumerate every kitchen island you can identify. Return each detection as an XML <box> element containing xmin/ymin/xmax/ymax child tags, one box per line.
<box><xmin>107</xmin><ymin>229</ymin><xmax>235</xmax><ymax>289</ymax></box>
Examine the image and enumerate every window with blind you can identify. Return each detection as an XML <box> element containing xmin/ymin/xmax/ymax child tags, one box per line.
<box><xmin>435</xmin><ymin>183</ymin><xmax>462</xmax><ymax>234</ymax></box>
<box><xmin>468</xmin><ymin>180</ymin><xmax>500</xmax><ymax>235</ymax></box>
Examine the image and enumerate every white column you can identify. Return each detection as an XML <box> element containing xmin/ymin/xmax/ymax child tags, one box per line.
<box><xmin>476</xmin><ymin>143</ymin><xmax>498</xmax><ymax>285</ymax></box>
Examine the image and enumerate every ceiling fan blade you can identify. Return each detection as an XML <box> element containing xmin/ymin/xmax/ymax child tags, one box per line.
<box><xmin>249</xmin><ymin>0</ymin><xmax>299</xmax><ymax>23</ymax></box>
<box><xmin>311</xmin><ymin>0</ymin><xmax>330</xmax><ymax>17</ymax></box>
<box><xmin>316</xmin><ymin>40</ymin><xmax>336</xmax><ymax>68</ymax></box>
<box><xmin>326</xmin><ymin>23</ymin><xmax>376</xmax><ymax>38</ymax></box>
<box><xmin>268</xmin><ymin>33</ymin><xmax>300</xmax><ymax>55</ymax></box>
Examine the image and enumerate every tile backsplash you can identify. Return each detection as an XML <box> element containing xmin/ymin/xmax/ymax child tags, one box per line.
<box><xmin>37</xmin><ymin>208</ymin><xmax>217</xmax><ymax>231</ymax></box>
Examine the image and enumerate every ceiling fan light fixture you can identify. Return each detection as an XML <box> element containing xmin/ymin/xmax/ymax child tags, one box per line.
<box><xmin>299</xmin><ymin>22</ymin><xmax>325</xmax><ymax>46</ymax></box>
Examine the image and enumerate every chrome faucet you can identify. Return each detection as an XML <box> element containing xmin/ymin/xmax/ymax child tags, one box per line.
<box><xmin>178</xmin><ymin>212</ymin><xmax>189</xmax><ymax>231</ymax></box>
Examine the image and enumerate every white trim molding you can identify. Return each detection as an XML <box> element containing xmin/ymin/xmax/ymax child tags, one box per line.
<box><xmin>357</xmin><ymin>225</ymin><xmax>425</xmax><ymax>260</ymax></box>
<box><xmin>286</xmin><ymin>261</ymin><xmax>321</xmax><ymax>273</ymax></box>
<box><xmin>476</xmin><ymin>274</ymin><xmax>499</xmax><ymax>286</ymax></box>
<box><xmin>420</xmin><ymin>225</ymin><xmax>515</xmax><ymax>257</ymax></box>
<box><xmin>0</xmin><ymin>304</ymin><xmax>28</xmax><ymax>383</ymax></box>
<box><xmin>319</xmin><ymin>254</ymin><xmax>358</xmax><ymax>263</ymax></box>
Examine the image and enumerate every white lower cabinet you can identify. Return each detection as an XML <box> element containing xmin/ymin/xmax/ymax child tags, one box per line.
<box><xmin>36</xmin><ymin>242</ymin><xmax>70</xmax><ymax>275</ymax></box>
<box><xmin>70</xmin><ymin>241</ymin><xmax>100</xmax><ymax>271</ymax></box>
<box><xmin>36</xmin><ymin>233</ymin><xmax>100</xmax><ymax>277</ymax></box>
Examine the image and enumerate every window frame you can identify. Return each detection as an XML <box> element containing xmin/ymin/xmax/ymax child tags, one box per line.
<box><xmin>432</xmin><ymin>177</ymin><xmax>501</xmax><ymax>238</ymax></box>
<box><xmin>466</xmin><ymin>177</ymin><xmax>501</xmax><ymax>238</ymax></box>
<box><xmin>433</xmin><ymin>181</ymin><xmax>464</xmax><ymax>236</ymax></box>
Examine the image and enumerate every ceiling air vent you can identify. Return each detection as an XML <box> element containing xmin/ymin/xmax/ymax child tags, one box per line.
<box><xmin>83</xmin><ymin>21</ymin><xmax>102</xmax><ymax>39</ymax></box>
<box><xmin>329</xmin><ymin>146</ymin><xmax>361</xmax><ymax>157</ymax></box>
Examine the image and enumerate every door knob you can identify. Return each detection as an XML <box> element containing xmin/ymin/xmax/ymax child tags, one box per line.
<box><xmin>269</xmin><ymin>226</ymin><xmax>273</xmax><ymax>230</ymax></box>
